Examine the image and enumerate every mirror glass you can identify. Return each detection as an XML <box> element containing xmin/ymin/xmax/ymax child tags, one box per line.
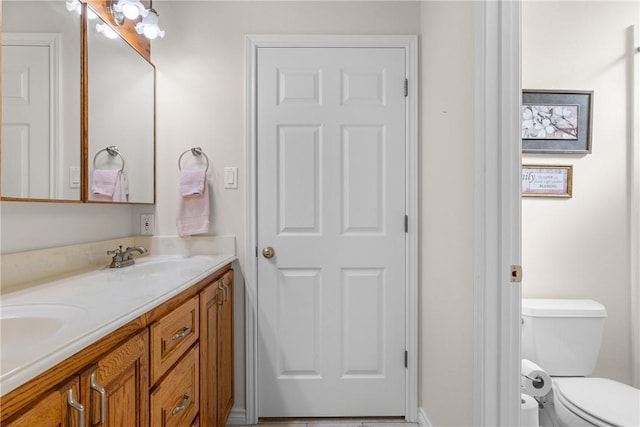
<box><xmin>87</xmin><ymin>9</ymin><xmax>155</xmax><ymax>204</ymax></box>
<box><xmin>1</xmin><ymin>0</ymin><xmax>81</xmax><ymax>201</ymax></box>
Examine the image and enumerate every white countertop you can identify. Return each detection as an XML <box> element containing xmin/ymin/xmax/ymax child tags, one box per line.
<box><xmin>0</xmin><ymin>253</ymin><xmax>235</xmax><ymax>396</ymax></box>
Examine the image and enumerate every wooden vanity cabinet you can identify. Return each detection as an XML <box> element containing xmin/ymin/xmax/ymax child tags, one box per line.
<box><xmin>0</xmin><ymin>265</ymin><xmax>234</xmax><ymax>427</ymax></box>
<box><xmin>80</xmin><ymin>330</ymin><xmax>149</xmax><ymax>427</ymax></box>
<box><xmin>149</xmin><ymin>296</ymin><xmax>200</xmax><ymax>426</ymax></box>
<box><xmin>200</xmin><ymin>269</ymin><xmax>234</xmax><ymax>427</ymax></box>
<box><xmin>4</xmin><ymin>330</ymin><xmax>149</xmax><ymax>427</ymax></box>
<box><xmin>217</xmin><ymin>270</ymin><xmax>235</xmax><ymax>426</ymax></box>
<box><xmin>3</xmin><ymin>378</ymin><xmax>82</xmax><ymax>427</ymax></box>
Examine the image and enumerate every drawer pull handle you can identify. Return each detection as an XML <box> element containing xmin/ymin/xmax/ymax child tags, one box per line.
<box><xmin>90</xmin><ymin>373</ymin><xmax>107</xmax><ymax>426</ymax></box>
<box><xmin>171</xmin><ymin>393</ymin><xmax>192</xmax><ymax>415</ymax></box>
<box><xmin>67</xmin><ymin>389</ymin><xmax>86</xmax><ymax>427</ymax></box>
<box><xmin>172</xmin><ymin>326</ymin><xmax>192</xmax><ymax>341</ymax></box>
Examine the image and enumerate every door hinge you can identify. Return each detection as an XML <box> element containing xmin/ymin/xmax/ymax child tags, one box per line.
<box><xmin>404</xmin><ymin>79</ymin><xmax>408</xmax><ymax>97</ymax></box>
<box><xmin>404</xmin><ymin>350</ymin><xmax>408</xmax><ymax>368</ymax></box>
<box><xmin>404</xmin><ymin>215</ymin><xmax>408</xmax><ymax>233</ymax></box>
<box><xmin>256</xmin><ymin>246</ymin><xmax>258</xmax><ymax>258</ymax></box>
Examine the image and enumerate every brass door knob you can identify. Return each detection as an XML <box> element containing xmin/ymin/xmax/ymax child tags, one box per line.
<box><xmin>262</xmin><ymin>246</ymin><xmax>275</xmax><ymax>259</ymax></box>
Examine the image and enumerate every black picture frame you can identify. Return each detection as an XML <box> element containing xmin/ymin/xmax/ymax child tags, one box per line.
<box><xmin>522</xmin><ymin>90</ymin><xmax>593</xmax><ymax>154</ymax></box>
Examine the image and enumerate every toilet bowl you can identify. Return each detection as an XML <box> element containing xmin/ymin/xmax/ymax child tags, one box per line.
<box><xmin>521</xmin><ymin>299</ymin><xmax>640</xmax><ymax>427</ymax></box>
<box><xmin>551</xmin><ymin>377</ymin><xmax>640</xmax><ymax>427</ymax></box>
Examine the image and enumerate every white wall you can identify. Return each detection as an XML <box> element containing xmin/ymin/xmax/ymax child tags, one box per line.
<box><xmin>0</xmin><ymin>201</ymin><xmax>137</xmax><ymax>254</ymax></box>
<box><xmin>522</xmin><ymin>1</ymin><xmax>639</xmax><ymax>385</ymax></box>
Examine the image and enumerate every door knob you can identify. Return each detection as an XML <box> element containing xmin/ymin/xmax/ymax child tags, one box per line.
<box><xmin>262</xmin><ymin>246</ymin><xmax>275</xmax><ymax>259</ymax></box>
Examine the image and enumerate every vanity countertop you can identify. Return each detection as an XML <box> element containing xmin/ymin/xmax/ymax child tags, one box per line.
<box><xmin>0</xmin><ymin>253</ymin><xmax>236</xmax><ymax>396</ymax></box>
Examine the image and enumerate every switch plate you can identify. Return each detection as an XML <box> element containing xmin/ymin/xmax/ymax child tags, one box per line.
<box><xmin>69</xmin><ymin>166</ymin><xmax>80</xmax><ymax>188</ymax></box>
<box><xmin>224</xmin><ymin>167</ymin><xmax>238</xmax><ymax>189</ymax></box>
<box><xmin>140</xmin><ymin>214</ymin><xmax>154</xmax><ymax>235</ymax></box>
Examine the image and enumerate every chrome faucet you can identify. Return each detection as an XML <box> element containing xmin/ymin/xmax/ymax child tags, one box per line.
<box><xmin>107</xmin><ymin>245</ymin><xmax>148</xmax><ymax>268</ymax></box>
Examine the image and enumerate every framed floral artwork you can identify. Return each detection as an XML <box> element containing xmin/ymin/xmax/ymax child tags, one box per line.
<box><xmin>522</xmin><ymin>90</ymin><xmax>593</xmax><ymax>154</ymax></box>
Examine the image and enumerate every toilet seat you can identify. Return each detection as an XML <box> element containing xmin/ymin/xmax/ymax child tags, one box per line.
<box><xmin>553</xmin><ymin>377</ymin><xmax>640</xmax><ymax>427</ymax></box>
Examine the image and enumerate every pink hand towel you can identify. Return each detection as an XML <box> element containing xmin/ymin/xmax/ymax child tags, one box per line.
<box><xmin>112</xmin><ymin>171</ymin><xmax>129</xmax><ymax>202</ymax></box>
<box><xmin>177</xmin><ymin>171</ymin><xmax>210</xmax><ymax>238</ymax></box>
<box><xmin>180</xmin><ymin>169</ymin><xmax>206</xmax><ymax>196</ymax></box>
<box><xmin>91</xmin><ymin>170</ymin><xmax>128</xmax><ymax>202</ymax></box>
<box><xmin>92</xmin><ymin>169</ymin><xmax>119</xmax><ymax>196</ymax></box>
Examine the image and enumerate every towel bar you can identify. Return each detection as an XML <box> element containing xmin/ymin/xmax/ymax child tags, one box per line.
<box><xmin>93</xmin><ymin>146</ymin><xmax>125</xmax><ymax>172</ymax></box>
<box><xmin>178</xmin><ymin>147</ymin><xmax>210</xmax><ymax>173</ymax></box>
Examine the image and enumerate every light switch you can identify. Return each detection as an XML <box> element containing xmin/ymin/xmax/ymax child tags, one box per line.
<box><xmin>224</xmin><ymin>167</ymin><xmax>238</xmax><ymax>189</ymax></box>
<box><xmin>69</xmin><ymin>166</ymin><xmax>80</xmax><ymax>188</ymax></box>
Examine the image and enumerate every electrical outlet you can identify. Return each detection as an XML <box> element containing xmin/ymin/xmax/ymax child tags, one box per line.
<box><xmin>140</xmin><ymin>214</ymin><xmax>154</xmax><ymax>235</ymax></box>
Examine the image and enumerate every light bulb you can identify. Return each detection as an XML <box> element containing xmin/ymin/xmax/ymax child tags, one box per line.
<box><xmin>96</xmin><ymin>23</ymin><xmax>119</xmax><ymax>40</ymax></box>
<box><xmin>121</xmin><ymin>3</ymin><xmax>140</xmax><ymax>19</ymax></box>
<box><xmin>135</xmin><ymin>9</ymin><xmax>165</xmax><ymax>40</ymax></box>
<box><xmin>65</xmin><ymin>0</ymin><xmax>81</xmax><ymax>14</ymax></box>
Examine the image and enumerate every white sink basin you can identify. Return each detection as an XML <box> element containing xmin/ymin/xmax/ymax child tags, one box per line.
<box><xmin>102</xmin><ymin>255</ymin><xmax>215</xmax><ymax>279</ymax></box>
<box><xmin>0</xmin><ymin>304</ymin><xmax>88</xmax><ymax>373</ymax></box>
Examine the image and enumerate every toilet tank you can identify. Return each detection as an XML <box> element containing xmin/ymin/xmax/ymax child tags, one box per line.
<box><xmin>521</xmin><ymin>299</ymin><xmax>607</xmax><ymax>376</ymax></box>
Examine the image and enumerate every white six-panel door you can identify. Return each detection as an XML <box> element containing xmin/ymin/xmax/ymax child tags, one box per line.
<box><xmin>256</xmin><ymin>47</ymin><xmax>407</xmax><ymax>417</ymax></box>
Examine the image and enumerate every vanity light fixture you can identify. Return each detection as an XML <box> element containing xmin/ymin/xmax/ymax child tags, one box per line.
<box><xmin>65</xmin><ymin>0</ymin><xmax>81</xmax><ymax>14</ymax></box>
<box><xmin>135</xmin><ymin>9</ymin><xmax>165</xmax><ymax>40</ymax></box>
<box><xmin>96</xmin><ymin>23</ymin><xmax>120</xmax><ymax>40</ymax></box>
<box><xmin>112</xmin><ymin>0</ymin><xmax>148</xmax><ymax>22</ymax></box>
<box><xmin>66</xmin><ymin>0</ymin><xmax>97</xmax><ymax>19</ymax></box>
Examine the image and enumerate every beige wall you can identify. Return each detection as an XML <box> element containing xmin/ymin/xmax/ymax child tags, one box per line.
<box><xmin>522</xmin><ymin>1</ymin><xmax>639</xmax><ymax>385</ymax></box>
<box><xmin>419</xmin><ymin>1</ymin><xmax>474</xmax><ymax>426</ymax></box>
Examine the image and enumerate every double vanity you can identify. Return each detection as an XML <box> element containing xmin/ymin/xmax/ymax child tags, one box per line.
<box><xmin>0</xmin><ymin>252</ymin><xmax>236</xmax><ymax>427</ymax></box>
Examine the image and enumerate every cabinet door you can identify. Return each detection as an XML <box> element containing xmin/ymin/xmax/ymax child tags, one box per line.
<box><xmin>217</xmin><ymin>270</ymin><xmax>234</xmax><ymax>426</ymax></box>
<box><xmin>199</xmin><ymin>279</ymin><xmax>220</xmax><ymax>427</ymax></box>
<box><xmin>81</xmin><ymin>330</ymin><xmax>149</xmax><ymax>427</ymax></box>
<box><xmin>4</xmin><ymin>378</ymin><xmax>83</xmax><ymax>427</ymax></box>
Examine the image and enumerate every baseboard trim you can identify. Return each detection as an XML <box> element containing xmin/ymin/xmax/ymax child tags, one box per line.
<box><xmin>226</xmin><ymin>408</ymin><xmax>247</xmax><ymax>425</ymax></box>
<box><xmin>417</xmin><ymin>407</ymin><xmax>433</xmax><ymax>427</ymax></box>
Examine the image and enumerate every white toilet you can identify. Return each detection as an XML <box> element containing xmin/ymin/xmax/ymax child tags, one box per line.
<box><xmin>521</xmin><ymin>299</ymin><xmax>640</xmax><ymax>427</ymax></box>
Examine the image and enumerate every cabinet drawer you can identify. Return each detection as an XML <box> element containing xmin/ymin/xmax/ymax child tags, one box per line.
<box><xmin>151</xmin><ymin>344</ymin><xmax>199</xmax><ymax>427</ymax></box>
<box><xmin>150</xmin><ymin>296</ymin><xmax>199</xmax><ymax>384</ymax></box>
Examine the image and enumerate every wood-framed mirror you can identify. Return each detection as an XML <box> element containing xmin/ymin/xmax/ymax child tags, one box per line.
<box><xmin>1</xmin><ymin>0</ymin><xmax>155</xmax><ymax>205</ymax></box>
<box><xmin>1</xmin><ymin>0</ymin><xmax>82</xmax><ymax>202</ymax></box>
<box><xmin>85</xmin><ymin>2</ymin><xmax>155</xmax><ymax>204</ymax></box>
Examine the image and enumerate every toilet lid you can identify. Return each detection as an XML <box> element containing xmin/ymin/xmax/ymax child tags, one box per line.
<box><xmin>554</xmin><ymin>377</ymin><xmax>640</xmax><ymax>427</ymax></box>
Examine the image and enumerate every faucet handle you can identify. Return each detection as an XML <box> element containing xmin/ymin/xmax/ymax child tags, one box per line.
<box><xmin>107</xmin><ymin>245</ymin><xmax>124</xmax><ymax>256</ymax></box>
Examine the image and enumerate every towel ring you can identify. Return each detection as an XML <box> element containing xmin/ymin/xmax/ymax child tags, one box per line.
<box><xmin>93</xmin><ymin>146</ymin><xmax>125</xmax><ymax>172</ymax></box>
<box><xmin>178</xmin><ymin>147</ymin><xmax>209</xmax><ymax>173</ymax></box>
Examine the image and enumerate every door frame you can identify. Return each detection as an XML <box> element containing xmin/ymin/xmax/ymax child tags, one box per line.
<box><xmin>245</xmin><ymin>35</ymin><xmax>419</xmax><ymax>424</ymax></box>
<box><xmin>473</xmin><ymin>1</ymin><xmax>522</xmax><ymax>426</ymax></box>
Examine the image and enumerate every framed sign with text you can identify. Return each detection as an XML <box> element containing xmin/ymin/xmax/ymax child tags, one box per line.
<box><xmin>522</xmin><ymin>165</ymin><xmax>573</xmax><ymax>198</ymax></box>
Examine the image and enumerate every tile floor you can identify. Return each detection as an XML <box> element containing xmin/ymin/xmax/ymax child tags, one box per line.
<box><xmin>238</xmin><ymin>418</ymin><xmax>418</xmax><ymax>427</ymax></box>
